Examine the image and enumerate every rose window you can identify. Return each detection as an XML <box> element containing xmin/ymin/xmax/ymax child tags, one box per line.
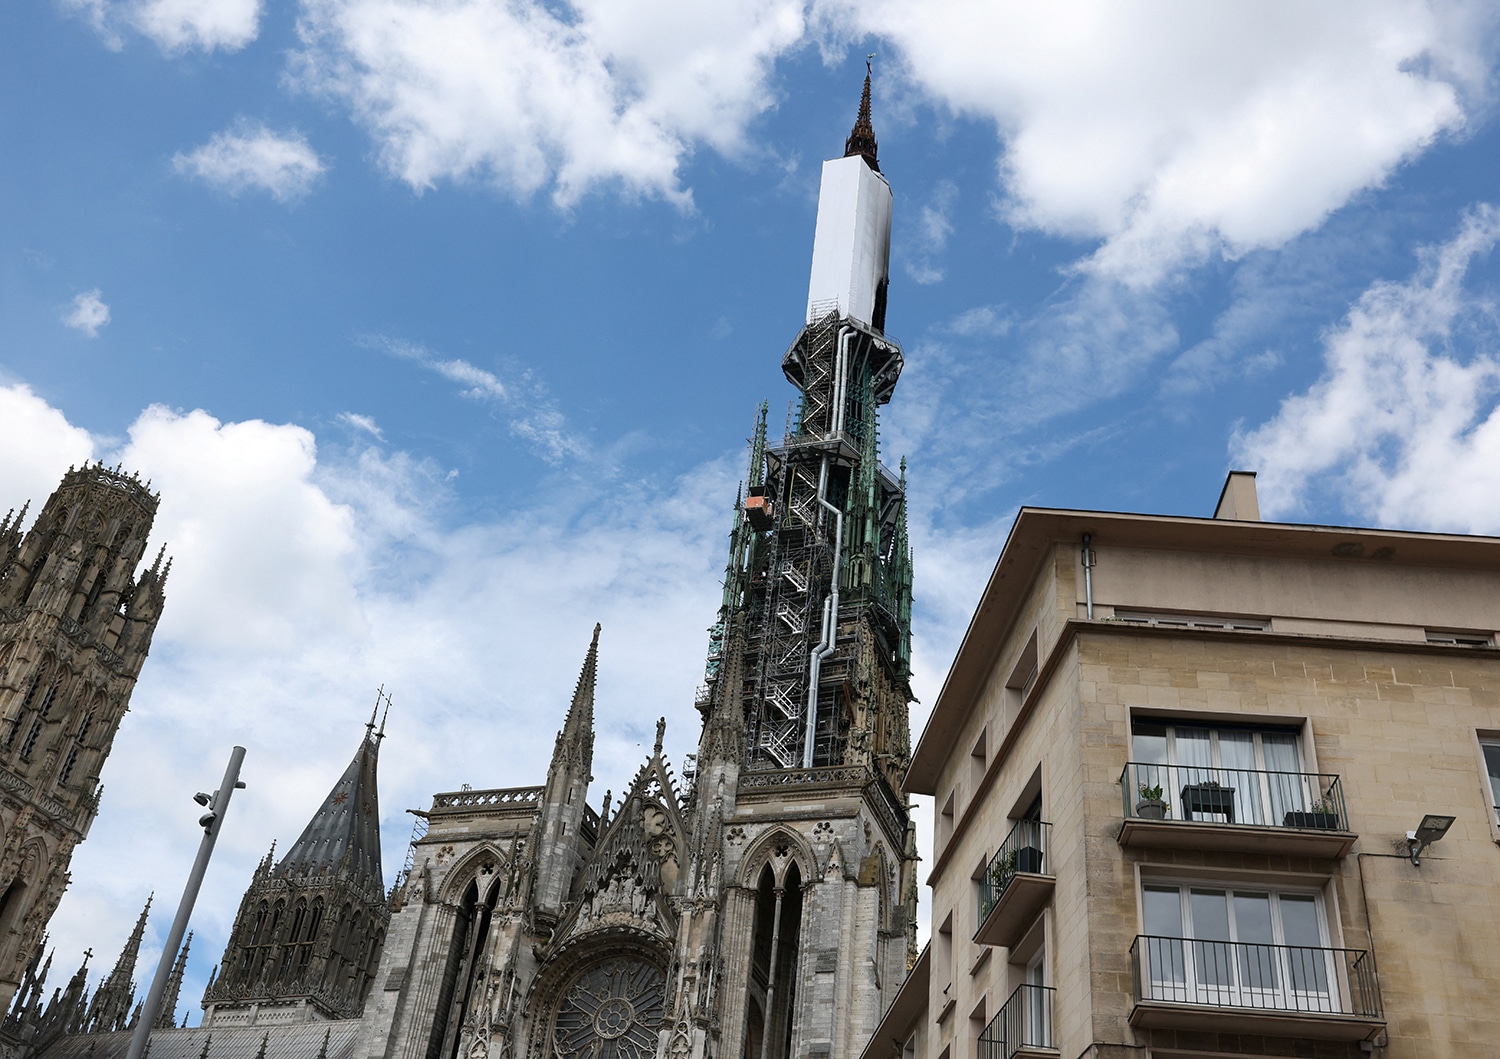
<box><xmin>552</xmin><ymin>956</ymin><xmax>665</xmax><ymax>1059</ymax></box>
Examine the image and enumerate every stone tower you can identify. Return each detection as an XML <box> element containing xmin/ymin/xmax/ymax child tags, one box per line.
<box><xmin>355</xmin><ymin>74</ymin><xmax>917</xmax><ymax>1059</ymax></box>
<box><xmin>203</xmin><ymin>718</ymin><xmax>390</xmax><ymax>1026</ymax></box>
<box><xmin>665</xmin><ymin>66</ymin><xmax>919</xmax><ymax>1059</ymax></box>
<box><xmin>0</xmin><ymin>464</ymin><xmax>169</xmax><ymax>1011</ymax></box>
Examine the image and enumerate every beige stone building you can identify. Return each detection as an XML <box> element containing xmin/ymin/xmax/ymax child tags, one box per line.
<box><xmin>864</xmin><ymin>472</ymin><xmax>1500</xmax><ymax>1059</ymax></box>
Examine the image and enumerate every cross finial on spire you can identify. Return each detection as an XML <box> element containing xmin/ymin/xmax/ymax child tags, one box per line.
<box><xmin>845</xmin><ymin>59</ymin><xmax>880</xmax><ymax>172</ymax></box>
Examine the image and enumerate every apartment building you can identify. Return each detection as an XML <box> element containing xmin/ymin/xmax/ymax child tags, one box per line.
<box><xmin>863</xmin><ymin>472</ymin><xmax>1500</xmax><ymax>1059</ymax></box>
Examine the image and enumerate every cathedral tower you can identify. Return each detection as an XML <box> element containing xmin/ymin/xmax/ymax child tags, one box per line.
<box><xmin>356</xmin><ymin>74</ymin><xmax>916</xmax><ymax>1059</ymax></box>
<box><xmin>0</xmin><ymin>464</ymin><xmax>169</xmax><ymax>1011</ymax></box>
<box><xmin>669</xmin><ymin>68</ymin><xmax>919</xmax><ymax>1059</ymax></box>
<box><xmin>203</xmin><ymin>717</ymin><xmax>390</xmax><ymax>1026</ymax></box>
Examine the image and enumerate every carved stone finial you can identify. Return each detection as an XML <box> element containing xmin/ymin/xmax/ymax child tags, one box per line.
<box><xmin>654</xmin><ymin>718</ymin><xmax>666</xmax><ymax>756</ymax></box>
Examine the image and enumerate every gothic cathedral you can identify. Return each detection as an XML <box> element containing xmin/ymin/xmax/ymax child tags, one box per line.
<box><xmin>355</xmin><ymin>70</ymin><xmax>919</xmax><ymax>1059</ymax></box>
<box><xmin>1</xmin><ymin>75</ymin><xmax>917</xmax><ymax>1059</ymax></box>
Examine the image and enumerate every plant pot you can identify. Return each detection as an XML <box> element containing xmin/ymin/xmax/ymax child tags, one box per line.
<box><xmin>1013</xmin><ymin>846</ymin><xmax>1045</xmax><ymax>874</ymax></box>
<box><xmin>1282</xmin><ymin>811</ymin><xmax>1341</xmax><ymax>830</ymax></box>
<box><xmin>1136</xmin><ymin>799</ymin><xmax>1168</xmax><ymax>821</ymax></box>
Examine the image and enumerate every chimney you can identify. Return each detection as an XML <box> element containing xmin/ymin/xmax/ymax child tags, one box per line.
<box><xmin>1214</xmin><ymin>471</ymin><xmax>1260</xmax><ymax>521</ymax></box>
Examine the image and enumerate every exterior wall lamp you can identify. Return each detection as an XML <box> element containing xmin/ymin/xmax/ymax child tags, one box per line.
<box><xmin>1406</xmin><ymin>814</ymin><xmax>1455</xmax><ymax>866</ymax></box>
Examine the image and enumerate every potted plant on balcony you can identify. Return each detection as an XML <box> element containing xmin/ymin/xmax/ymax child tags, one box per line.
<box><xmin>989</xmin><ymin>850</ymin><xmax>1018</xmax><ymax>894</ymax></box>
<box><xmin>1014</xmin><ymin>843</ymin><xmax>1045</xmax><ymax>874</ymax></box>
<box><xmin>1136</xmin><ymin>783</ymin><xmax>1169</xmax><ymax>820</ymax></box>
<box><xmin>1282</xmin><ymin>798</ymin><xmax>1341</xmax><ymax>830</ymax></box>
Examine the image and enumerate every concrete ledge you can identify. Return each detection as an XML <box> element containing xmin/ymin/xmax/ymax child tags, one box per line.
<box><xmin>1129</xmin><ymin>999</ymin><xmax>1384</xmax><ymax>1041</ymax></box>
<box><xmin>973</xmin><ymin>874</ymin><xmax>1054</xmax><ymax>949</ymax></box>
<box><xmin>1118</xmin><ymin>818</ymin><xmax>1358</xmax><ymax>858</ymax></box>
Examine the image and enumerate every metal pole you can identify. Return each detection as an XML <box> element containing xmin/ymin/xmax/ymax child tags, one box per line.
<box><xmin>125</xmin><ymin>746</ymin><xmax>247</xmax><ymax>1059</ymax></box>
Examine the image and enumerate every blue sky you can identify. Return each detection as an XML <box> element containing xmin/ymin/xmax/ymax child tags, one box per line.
<box><xmin>6</xmin><ymin>0</ymin><xmax>1500</xmax><ymax>1026</ymax></box>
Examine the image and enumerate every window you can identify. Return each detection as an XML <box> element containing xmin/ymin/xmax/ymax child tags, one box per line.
<box><xmin>1482</xmin><ymin>740</ymin><xmax>1500</xmax><ymax>826</ymax></box>
<box><xmin>1141</xmin><ymin>883</ymin><xmax>1333</xmax><ymax>1010</ymax></box>
<box><xmin>1115</xmin><ymin>610</ymin><xmax>1269</xmax><ymax>632</ymax></box>
<box><xmin>938</xmin><ymin>790</ymin><xmax>957</xmax><ymax>853</ymax></box>
<box><xmin>1132</xmin><ymin>720</ymin><xmax>1325</xmax><ymax>827</ymax></box>
<box><xmin>1426</xmin><ymin>629</ymin><xmax>1494</xmax><ymax>647</ymax></box>
<box><xmin>1004</xmin><ymin>630</ymin><xmax>1039</xmax><ymax>730</ymax></box>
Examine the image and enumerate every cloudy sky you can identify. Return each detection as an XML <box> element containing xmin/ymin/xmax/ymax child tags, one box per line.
<box><xmin>6</xmin><ymin>0</ymin><xmax>1500</xmax><ymax>1025</ymax></box>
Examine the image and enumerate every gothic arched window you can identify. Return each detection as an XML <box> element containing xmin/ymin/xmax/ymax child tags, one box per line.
<box><xmin>298</xmin><ymin>898</ymin><xmax>324</xmax><ymax>973</ymax></box>
<box><xmin>743</xmin><ymin>861</ymin><xmax>803</xmax><ymax>1059</ymax></box>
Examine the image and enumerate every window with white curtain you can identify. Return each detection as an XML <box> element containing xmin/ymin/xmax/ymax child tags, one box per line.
<box><xmin>1132</xmin><ymin>720</ymin><xmax>1311</xmax><ymax>826</ymax></box>
<box><xmin>1140</xmin><ymin>883</ymin><xmax>1334</xmax><ymax>1011</ymax></box>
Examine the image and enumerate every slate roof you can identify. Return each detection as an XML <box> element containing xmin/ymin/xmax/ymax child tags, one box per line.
<box><xmin>275</xmin><ymin>730</ymin><xmax>382</xmax><ymax>884</ymax></box>
<box><xmin>37</xmin><ymin>1022</ymin><xmax>361</xmax><ymax>1059</ymax></box>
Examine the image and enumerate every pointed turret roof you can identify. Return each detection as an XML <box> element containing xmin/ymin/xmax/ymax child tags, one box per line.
<box><xmin>844</xmin><ymin>63</ymin><xmax>880</xmax><ymax>172</ymax></box>
<box><xmin>276</xmin><ymin>724</ymin><xmax>383</xmax><ymax>884</ymax></box>
<box><xmin>549</xmin><ymin>624</ymin><xmax>599</xmax><ymax>774</ymax></box>
<box><xmin>86</xmin><ymin>896</ymin><xmax>149</xmax><ymax>1032</ymax></box>
<box><xmin>565</xmin><ymin>623</ymin><xmax>600</xmax><ymax>735</ymax></box>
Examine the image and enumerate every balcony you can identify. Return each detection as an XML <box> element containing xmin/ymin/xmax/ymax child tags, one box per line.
<box><xmin>975</xmin><ymin>820</ymin><xmax>1053</xmax><ymax>949</ymax></box>
<box><xmin>1118</xmin><ymin>763</ymin><xmax>1357</xmax><ymax>857</ymax></box>
<box><xmin>1129</xmin><ymin>935</ymin><xmax>1384</xmax><ymax>1041</ymax></box>
<box><xmin>979</xmin><ymin>984</ymin><xmax>1057</xmax><ymax>1059</ymax></box>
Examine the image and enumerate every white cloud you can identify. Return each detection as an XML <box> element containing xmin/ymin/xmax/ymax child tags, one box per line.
<box><xmin>371</xmin><ymin>335</ymin><xmax>588</xmax><ymax>463</ymax></box>
<box><xmin>905</xmin><ymin>179</ymin><xmax>957</xmax><ymax>285</ymax></box>
<box><xmin>1236</xmin><ymin>204</ymin><xmax>1500</xmax><ymax>531</ymax></box>
<box><xmin>173</xmin><ymin>122</ymin><xmax>328</xmax><ymax>201</ymax></box>
<box><xmin>133</xmin><ymin>0</ymin><xmax>261</xmax><ymax>51</ymax></box>
<box><xmin>289</xmin><ymin>0</ymin><xmax>807</xmax><ymax>205</ymax></box>
<box><xmin>121</xmin><ymin>406</ymin><xmax>366</xmax><ymax>652</ymax></box>
<box><xmin>0</xmin><ymin>384</ymin><xmax>95</xmax><ymax>511</ymax></box>
<box><xmin>824</xmin><ymin>0</ymin><xmax>1493</xmax><ymax>284</ymax></box>
<box><xmin>338</xmin><ymin>412</ymin><xmax>384</xmax><ymax>440</ymax></box>
<box><xmin>62</xmin><ymin>289</ymin><xmax>111</xmax><ymax>337</ymax></box>
<box><xmin>63</xmin><ymin>0</ymin><xmax>261</xmax><ymax>53</ymax></box>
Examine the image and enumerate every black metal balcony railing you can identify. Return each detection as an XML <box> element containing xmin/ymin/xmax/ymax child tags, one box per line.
<box><xmin>1120</xmin><ymin>762</ymin><xmax>1349</xmax><ymax>831</ymax></box>
<box><xmin>1130</xmin><ymin>936</ymin><xmax>1382</xmax><ymax>1019</ymax></box>
<box><xmin>979</xmin><ymin>983</ymin><xmax>1055</xmax><ymax>1059</ymax></box>
<box><xmin>979</xmin><ymin>819</ymin><xmax>1052</xmax><ymax>923</ymax></box>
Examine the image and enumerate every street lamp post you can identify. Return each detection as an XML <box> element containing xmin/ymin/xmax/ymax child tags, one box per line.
<box><xmin>125</xmin><ymin>746</ymin><xmax>247</xmax><ymax>1059</ymax></box>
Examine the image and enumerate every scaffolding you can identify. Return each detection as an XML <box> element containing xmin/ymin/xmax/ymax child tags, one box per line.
<box><xmin>711</xmin><ymin>307</ymin><xmax>913</xmax><ymax>778</ymax></box>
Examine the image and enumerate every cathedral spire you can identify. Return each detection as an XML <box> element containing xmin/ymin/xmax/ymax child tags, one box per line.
<box><xmin>844</xmin><ymin>61</ymin><xmax>879</xmax><ymax>172</ymax></box>
<box><xmin>275</xmin><ymin>722</ymin><xmax>383</xmax><ymax>886</ymax></box>
<box><xmin>203</xmin><ymin>713</ymin><xmax>390</xmax><ymax>1025</ymax></box>
<box><xmin>534</xmin><ymin>625</ymin><xmax>601</xmax><ymax>920</ymax></box>
<box><xmin>550</xmin><ymin>623</ymin><xmax>599</xmax><ymax>774</ymax></box>
<box><xmin>85</xmin><ymin>895</ymin><xmax>150</xmax><ymax>1033</ymax></box>
<box><xmin>154</xmin><ymin>931</ymin><xmax>190</xmax><ymax>1029</ymax></box>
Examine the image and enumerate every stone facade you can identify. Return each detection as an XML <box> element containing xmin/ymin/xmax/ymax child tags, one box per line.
<box><xmin>0</xmin><ymin>464</ymin><xmax>168</xmax><ymax>1013</ymax></box>
<box><xmin>868</xmin><ymin>473</ymin><xmax>1500</xmax><ymax>1059</ymax></box>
